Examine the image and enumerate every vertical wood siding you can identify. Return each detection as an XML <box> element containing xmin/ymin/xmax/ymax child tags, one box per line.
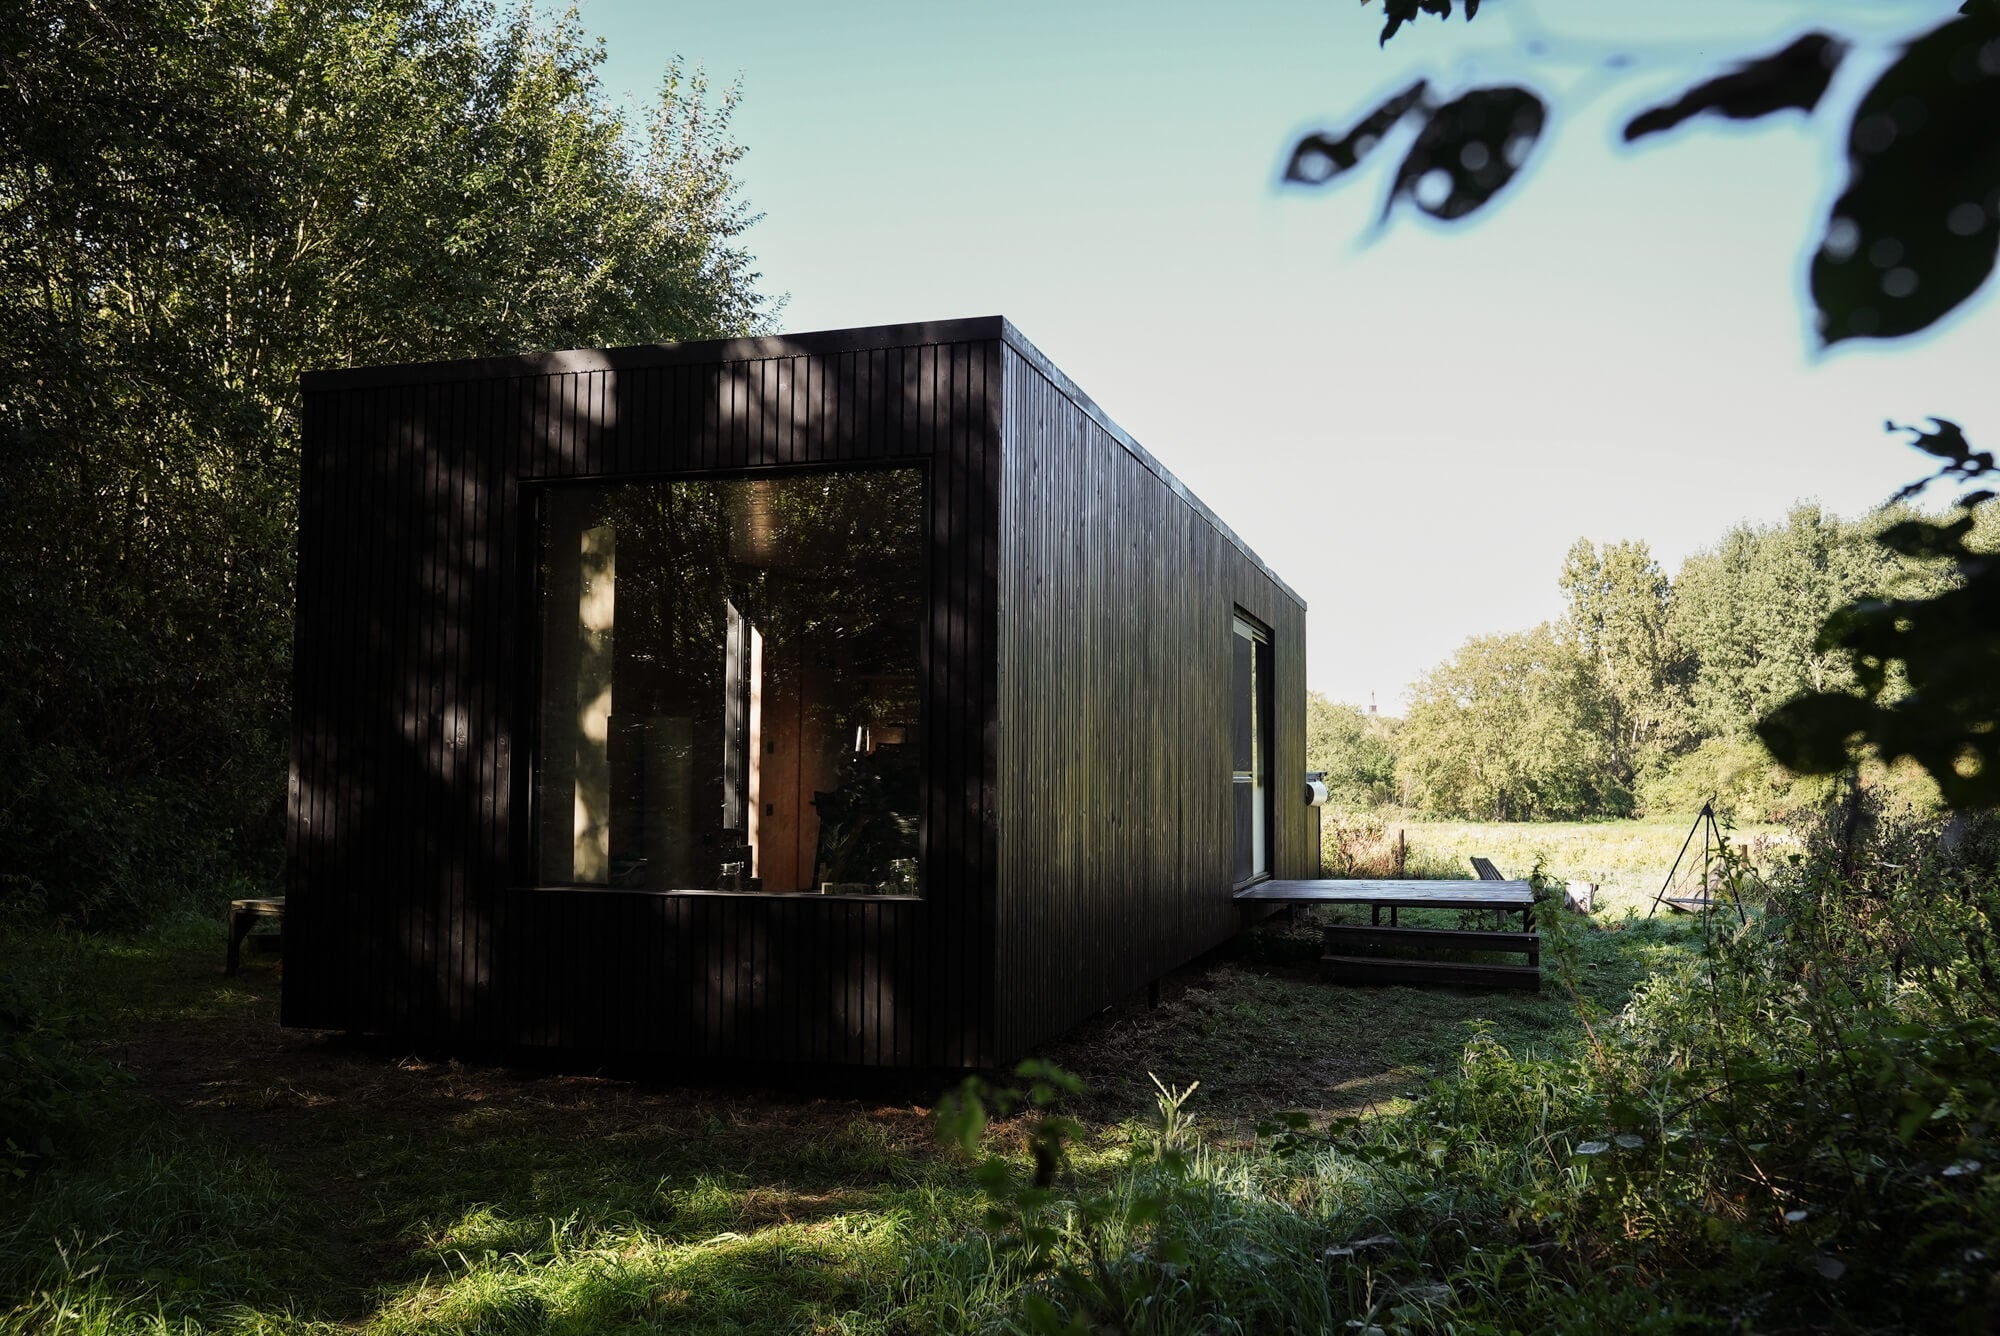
<box><xmin>286</xmin><ymin>320</ymin><xmax>1304</xmax><ymax>1069</ymax></box>
<box><xmin>993</xmin><ymin>343</ymin><xmax>1310</xmax><ymax>1062</ymax></box>
<box><xmin>286</xmin><ymin>331</ymin><xmax>1000</xmax><ymax>1067</ymax></box>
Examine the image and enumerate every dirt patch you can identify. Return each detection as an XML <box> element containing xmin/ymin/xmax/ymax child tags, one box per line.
<box><xmin>109</xmin><ymin>929</ymin><xmax>1409</xmax><ymax>1166</ymax></box>
<box><xmin>111</xmin><ymin>960</ymin><xmax>944</xmax><ymax>1164</ymax></box>
<box><xmin>1047</xmin><ymin>959</ymin><xmax>1398</xmax><ymax>1132</ymax></box>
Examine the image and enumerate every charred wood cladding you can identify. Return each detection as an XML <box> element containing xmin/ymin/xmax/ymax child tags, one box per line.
<box><xmin>287</xmin><ymin>318</ymin><xmax>1309</xmax><ymax>1067</ymax></box>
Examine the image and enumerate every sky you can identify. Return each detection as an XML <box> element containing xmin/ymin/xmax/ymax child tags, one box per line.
<box><xmin>576</xmin><ymin>0</ymin><xmax>1998</xmax><ymax>710</ymax></box>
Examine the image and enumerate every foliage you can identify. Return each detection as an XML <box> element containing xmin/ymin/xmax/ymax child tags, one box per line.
<box><xmin>811</xmin><ymin>747</ymin><xmax>921</xmax><ymax>889</ymax></box>
<box><xmin>1561</xmin><ymin>537</ymin><xmax>1683</xmax><ymax>791</ymax></box>
<box><xmin>1305</xmin><ymin>692</ymin><xmax>1399</xmax><ymax>807</ymax></box>
<box><xmin>1636</xmin><ymin>733</ymin><xmax>1833</xmax><ymax>825</ymax></box>
<box><xmin>1312</xmin><ymin>3</ymin><xmax>2000</xmax><ymax>348</ymax></box>
<box><xmin>1572</xmin><ymin>802</ymin><xmax>2000</xmax><ymax>1321</ymax></box>
<box><xmin>1396</xmin><ymin>622</ymin><xmax>1624</xmax><ymax>820</ymax></box>
<box><xmin>1673</xmin><ymin>502</ymin><xmax>1926</xmax><ymax>748</ymax></box>
<box><xmin>928</xmin><ymin>807</ymin><xmax>2000</xmax><ymax>1333</ymax></box>
<box><xmin>0</xmin><ymin>0</ymin><xmax>772</xmax><ymax>922</ymax></box>
<box><xmin>1367</xmin><ymin>0</ymin><xmax>1482</xmax><ymax>48</ymax></box>
<box><xmin>1761</xmin><ymin>420</ymin><xmax>2000</xmax><ymax>809</ymax></box>
<box><xmin>0</xmin><ymin>970</ymin><xmax>121</xmax><ymax>1177</ymax></box>
<box><xmin>1317</xmin><ymin>805</ymin><xmax>1449</xmax><ymax>879</ymax></box>
<box><xmin>26</xmin><ymin>816</ymin><xmax>1995</xmax><ymax>1331</ymax></box>
<box><xmin>0</xmin><ymin>836</ymin><xmax>1687</xmax><ymax>1334</ymax></box>
<box><xmin>1376</xmin><ymin>488</ymin><xmax>1989</xmax><ymax>824</ymax></box>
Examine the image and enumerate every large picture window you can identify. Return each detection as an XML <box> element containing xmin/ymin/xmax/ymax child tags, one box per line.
<box><xmin>533</xmin><ymin>469</ymin><xmax>926</xmax><ymax>896</ymax></box>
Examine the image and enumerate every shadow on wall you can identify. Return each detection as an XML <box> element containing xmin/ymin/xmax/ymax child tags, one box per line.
<box><xmin>287</xmin><ymin>338</ymin><xmax>997</xmax><ymax>1065</ymax></box>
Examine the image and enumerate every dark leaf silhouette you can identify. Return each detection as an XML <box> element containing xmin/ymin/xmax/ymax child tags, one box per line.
<box><xmin>1875</xmin><ymin>515</ymin><xmax>1976</xmax><ymax>561</ymax></box>
<box><xmin>1887</xmin><ymin>416</ymin><xmax>1998</xmax><ymax>500</ymax></box>
<box><xmin>1757</xmin><ymin>423</ymin><xmax>2000</xmax><ymax>810</ymax></box>
<box><xmin>1373</xmin><ymin>0</ymin><xmax>1480</xmax><ymax>47</ymax></box>
<box><xmin>1283</xmin><ymin>81</ymin><xmax>1430</xmax><ymax>185</ymax></box>
<box><xmin>1812</xmin><ymin>12</ymin><xmax>2000</xmax><ymax>343</ymax></box>
<box><xmin>1623</xmin><ymin>33</ymin><xmax>1847</xmax><ymax>142</ymax></box>
<box><xmin>1901</xmin><ymin>416</ymin><xmax>1977</xmax><ymax>461</ymax></box>
<box><xmin>1387</xmin><ymin>86</ymin><xmax>1545</xmax><ymax>221</ymax></box>
<box><xmin>1758</xmin><ymin>694</ymin><xmax>1880</xmax><ymax>775</ymax></box>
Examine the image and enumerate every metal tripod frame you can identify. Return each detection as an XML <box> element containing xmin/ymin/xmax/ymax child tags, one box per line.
<box><xmin>1647</xmin><ymin>800</ymin><xmax>1748</xmax><ymax>924</ymax></box>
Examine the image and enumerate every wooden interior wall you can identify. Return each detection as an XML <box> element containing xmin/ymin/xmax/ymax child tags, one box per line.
<box><xmin>286</xmin><ymin>328</ymin><xmax>1002</xmax><ymax>1067</ymax></box>
<box><xmin>992</xmin><ymin>341</ymin><xmax>1309</xmax><ymax>1062</ymax></box>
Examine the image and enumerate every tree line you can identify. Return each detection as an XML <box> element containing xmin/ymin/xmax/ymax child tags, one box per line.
<box><xmin>1</xmin><ymin>0</ymin><xmax>773</xmax><ymax>921</ymax></box>
<box><xmin>1309</xmin><ymin>497</ymin><xmax>2000</xmax><ymax>823</ymax></box>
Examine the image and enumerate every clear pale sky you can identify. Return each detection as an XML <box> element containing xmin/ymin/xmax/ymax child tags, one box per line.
<box><xmin>577</xmin><ymin>0</ymin><xmax>1998</xmax><ymax>710</ymax></box>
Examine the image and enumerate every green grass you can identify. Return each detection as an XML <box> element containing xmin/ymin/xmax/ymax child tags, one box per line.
<box><xmin>1348</xmin><ymin>815</ymin><xmax>1789</xmax><ymax>915</ymax></box>
<box><xmin>0</xmin><ymin>863</ymin><xmax>1707</xmax><ymax>1333</ymax></box>
<box><xmin>1056</xmin><ymin>907</ymin><xmax>1697</xmax><ymax>1125</ymax></box>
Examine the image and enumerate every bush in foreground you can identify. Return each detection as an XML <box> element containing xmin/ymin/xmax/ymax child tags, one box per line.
<box><xmin>927</xmin><ymin>801</ymin><xmax>2000</xmax><ymax>1332</ymax></box>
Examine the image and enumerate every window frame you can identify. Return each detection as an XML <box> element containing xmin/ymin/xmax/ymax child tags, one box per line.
<box><xmin>1230</xmin><ymin>609</ymin><xmax>1275</xmax><ymax>890</ymax></box>
<box><xmin>514</xmin><ymin>459</ymin><xmax>934</xmax><ymax>901</ymax></box>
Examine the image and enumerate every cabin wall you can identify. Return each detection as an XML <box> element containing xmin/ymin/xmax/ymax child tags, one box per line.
<box><xmin>285</xmin><ymin>326</ymin><xmax>1002</xmax><ymax>1067</ymax></box>
<box><xmin>993</xmin><ymin>340</ymin><xmax>1311</xmax><ymax>1062</ymax></box>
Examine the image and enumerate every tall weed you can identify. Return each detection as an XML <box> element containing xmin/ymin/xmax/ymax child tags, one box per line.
<box><xmin>932</xmin><ymin>799</ymin><xmax>2000</xmax><ymax>1332</ymax></box>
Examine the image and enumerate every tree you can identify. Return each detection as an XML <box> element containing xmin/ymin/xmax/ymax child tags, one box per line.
<box><xmin>1667</xmin><ymin>507</ymin><xmax>1898</xmax><ymax>739</ymax></box>
<box><xmin>1389</xmin><ymin>500</ymin><xmax>1980</xmax><ymax>821</ymax></box>
<box><xmin>1304</xmin><ymin>693</ymin><xmax>1400</xmax><ymax>807</ymax></box>
<box><xmin>1397</xmin><ymin>624</ymin><xmax>1621</xmax><ymax>820</ymax></box>
<box><xmin>0</xmin><ymin>0</ymin><xmax>774</xmax><ymax>919</ymax></box>
<box><xmin>1558</xmin><ymin>538</ymin><xmax>1682</xmax><ymax>787</ymax></box>
<box><xmin>1760</xmin><ymin>421</ymin><xmax>2000</xmax><ymax>808</ymax></box>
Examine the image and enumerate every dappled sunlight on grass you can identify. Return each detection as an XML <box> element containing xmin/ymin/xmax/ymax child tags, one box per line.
<box><xmin>0</xmin><ymin>832</ymin><xmax>1720</xmax><ymax>1333</ymax></box>
<box><xmin>11</xmin><ymin>818</ymin><xmax>1983</xmax><ymax>1329</ymax></box>
<box><xmin>371</xmin><ymin>1202</ymin><xmax>917</xmax><ymax>1335</ymax></box>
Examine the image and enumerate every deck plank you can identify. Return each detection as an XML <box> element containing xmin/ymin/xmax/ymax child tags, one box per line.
<box><xmin>1235</xmin><ymin>878</ymin><xmax>1533</xmax><ymax>909</ymax></box>
<box><xmin>1322</xmin><ymin>924</ymin><xmax>1539</xmax><ymax>954</ymax></box>
<box><xmin>1320</xmin><ymin>954</ymin><xmax>1541</xmax><ymax>990</ymax></box>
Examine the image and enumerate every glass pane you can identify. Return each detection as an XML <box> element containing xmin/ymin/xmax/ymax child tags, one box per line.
<box><xmin>1232</xmin><ymin>617</ymin><xmax>1269</xmax><ymax>881</ymax></box>
<box><xmin>535</xmin><ymin>469</ymin><xmax>925</xmax><ymax>895</ymax></box>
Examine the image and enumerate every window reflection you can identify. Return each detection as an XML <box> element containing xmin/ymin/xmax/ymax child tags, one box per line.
<box><xmin>535</xmin><ymin>469</ymin><xmax>925</xmax><ymax>895</ymax></box>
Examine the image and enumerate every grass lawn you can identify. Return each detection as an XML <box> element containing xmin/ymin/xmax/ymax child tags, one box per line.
<box><xmin>1</xmin><ymin>883</ymin><xmax>1702</xmax><ymax>1333</ymax></box>
<box><xmin>1374</xmin><ymin>816</ymin><xmax>1789</xmax><ymax>916</ymax></box>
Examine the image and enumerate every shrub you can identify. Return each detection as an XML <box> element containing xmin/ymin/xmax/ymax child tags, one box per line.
<box><xmin>932</xmin><ymin>800</ymin><xmax>2000</xmax><ymax>1331</ymax></box>
<box><xmin>0</xmin><ymin>969</ymin><xmax>121</xmax><ymax>1176</ymax></box>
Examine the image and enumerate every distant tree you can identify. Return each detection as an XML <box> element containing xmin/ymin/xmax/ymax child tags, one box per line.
<box><xmin>1304</xmin><ymin>693</ymin><xmax>1400</xmax><ymax>807</ymax></box>
<box><xmin>1760</xmin><ymin>422</ymin><xmax>2000</xmax><ymax>808</ymax></box>
<box><xmin>0</xmin><ymin>0</ymin><xmax>773</xmax><ymax>920</ymax></box>
<box><xmin>1397</xmin><ymin>624</ymin><xmax>1622</xmax><ymax>821</ymax></box>
<box><xmin>1558</xmin><ymin>538</ymin><xmax>1684</xmax><ymax>788</ymax></box>
<box><xmin>1669</xmin><ymin>507</ymin><xmax>1898</xmax><ymax>741</ymax></box>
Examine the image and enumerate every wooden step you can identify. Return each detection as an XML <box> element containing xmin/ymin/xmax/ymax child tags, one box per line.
<box><xmin>1323</xmin><ymin>924</ymin><xmax>1539</xmax><ymax>956</ymax></box>
<box><xmin>1320</xmin><ymin>954</ymin><xmax>1541</xmax><ymax>991</ymax></box>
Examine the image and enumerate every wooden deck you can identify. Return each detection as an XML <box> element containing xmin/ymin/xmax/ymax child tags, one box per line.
<box><xmin>1236</xmin><ymin>879</ymin><xmax>1540</xmax><ymax>991</ymax></box>
<box><xmin>1233</xmin><ymin>879</ymin><xmax>1533</xmax><ymax>910</ymax></box>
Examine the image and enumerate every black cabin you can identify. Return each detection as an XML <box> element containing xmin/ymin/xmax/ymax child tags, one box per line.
<box><xmin>285</xmin><ymin>317</ymin><xmax>1312</xmax><ymax>1068</ymax></box>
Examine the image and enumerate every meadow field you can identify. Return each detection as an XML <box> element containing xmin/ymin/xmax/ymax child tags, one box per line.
<box><xmin>1321</xmin><ymin>813</ymin><xmax>1790</xmax><ymax>915</ymax></box>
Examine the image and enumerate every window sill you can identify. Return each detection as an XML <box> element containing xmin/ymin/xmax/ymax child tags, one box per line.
<box><xmin>510</xmin><ymin>885</ymin><xmax>923</xmax><ymax>905</ymax></box>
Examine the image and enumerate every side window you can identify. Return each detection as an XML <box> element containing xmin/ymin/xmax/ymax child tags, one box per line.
<box><xmin>1232</xmin><ymin>614</ymin><xmax>1272</xmax><ymax>884</ymax></box>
